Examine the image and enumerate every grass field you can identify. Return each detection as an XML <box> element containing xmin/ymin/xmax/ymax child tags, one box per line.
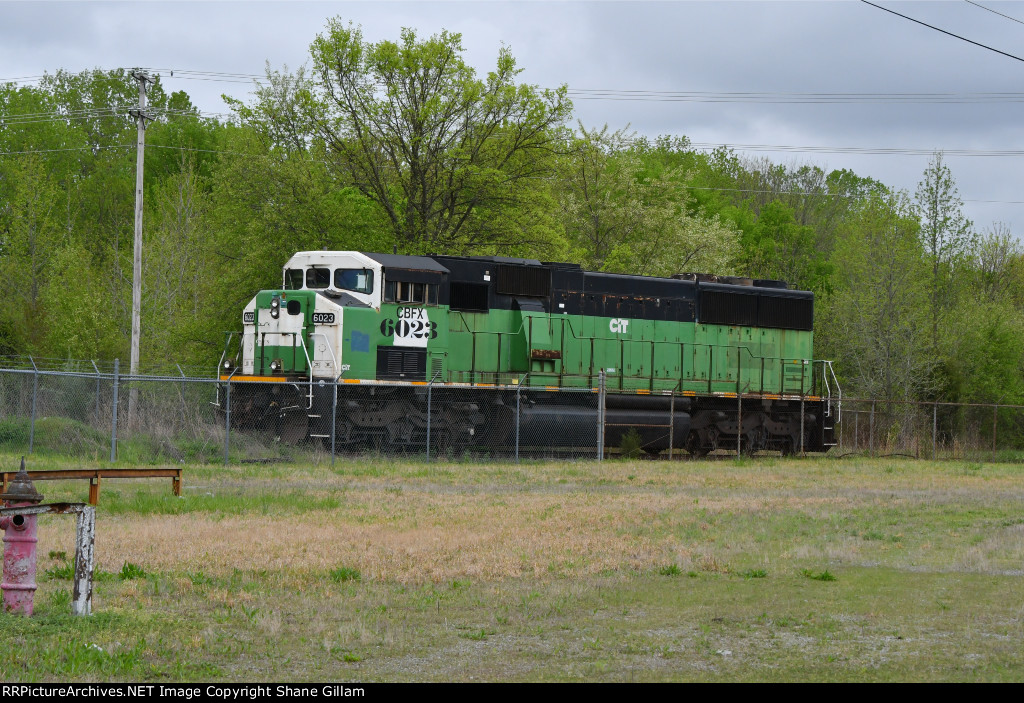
<box><xmin>0</xmin><ymin>452</ymin><xmax>1022</xmax><ymax>681</ymax></box>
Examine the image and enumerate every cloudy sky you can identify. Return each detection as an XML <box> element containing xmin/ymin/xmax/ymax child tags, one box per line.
<box><xmin>3</xmin><ymin>0</ymin><xmax>1024</xmax><ymax>233</ymax></box>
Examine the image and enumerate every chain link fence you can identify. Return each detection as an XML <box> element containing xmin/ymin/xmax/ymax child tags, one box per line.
<box><xmin>835</xmin><ymin>398</ymin><xmax>1024</xmax><ymax>461</ymax></box>
<box><xmin>3</xmin><ymin>360</ymin><xmax>1024</xmax><ymax>464</ymax></box>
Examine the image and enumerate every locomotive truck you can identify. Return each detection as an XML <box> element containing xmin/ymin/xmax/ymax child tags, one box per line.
<box><xmin>217</xmin><ymin>251</ymin><xmax>840</xmax><ymax>455</ymax></box>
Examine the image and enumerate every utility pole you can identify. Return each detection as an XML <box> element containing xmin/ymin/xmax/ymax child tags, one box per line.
<box><xmin>128</xmin><ymin>69</ymin><xmax>154</xmax><ymax>426</ymax></box>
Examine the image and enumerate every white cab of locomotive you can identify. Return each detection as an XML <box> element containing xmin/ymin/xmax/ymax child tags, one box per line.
<box><xmin>283</xmin><ymin>251</ymin><xmax>384</xmax><ymax>379</ymax></box>
<box><xmin>236</xmin><ymin>252</ymin><xmax>381</xmax><ymax>379</ymax></box>
<box><xmin>282</xmin><ymin>251</ymin><xmax>383</xmax><ymax>310</ymax></box>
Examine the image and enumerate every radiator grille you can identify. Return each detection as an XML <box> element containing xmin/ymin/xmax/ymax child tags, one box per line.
<box><xmin>495</xmin><ymin>265</ymin><xmax>551</xmax><ymax>297</ymax></box>
<box><xmin>376</xmin><ymin>347</ymin><xmax>427</xmax><ymax>381</ymax></box>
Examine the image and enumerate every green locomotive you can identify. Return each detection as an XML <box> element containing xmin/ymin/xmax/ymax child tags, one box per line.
<box><xmin>219</xmin><ymin>251</ymin><xmax>840</xmax><ymax>454</ymax></box>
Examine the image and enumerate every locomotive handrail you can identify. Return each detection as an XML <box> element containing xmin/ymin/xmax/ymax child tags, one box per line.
<box><xmin>450</xmin><ymin>308</ymin><xmax>826</xmax><ymax>398</ymax></box>
<box><xmin>296</xmin><ymin>334</ymin><xmax>315</xmax><ymax>409</ymax></box>
<box><xmin>550</xmin><ymin>315</ymin><xmax>817</xmax><ymax>394</ymax></box>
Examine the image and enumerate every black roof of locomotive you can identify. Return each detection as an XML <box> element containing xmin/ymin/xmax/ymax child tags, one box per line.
<box><xmin>365</xmin><ymin>253</ymin><xmax>450</xmax><ymax>273</ymax></box>
<box><xmin>360</xmin><ymin>252</ymin><xmax>806</xmax><ymax>296</ymax></box>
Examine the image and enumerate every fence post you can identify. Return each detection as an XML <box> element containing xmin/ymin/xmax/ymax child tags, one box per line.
<box><xmin>737</xmin><ymin>394</ymin><xmax>742</xmax><ymax>458</ymax></box>
<box><xmin>91</xmin><ymin>360</ymin><xmax>101</xmax><ymax>421</ymax></box>
<box><xmin>426</xmin><ymin>376</ymin><xmax>433</xmax><ymax>463</ymax></box>
<box><xmin>28</xmin><ymin>356</ymin><xmax>38</xmax><ymax>455</ymax></box>
<box><xmin>932</xmin><ymin>402</ymin><xmax>938</xmax><ymax>459</ymax></box>
<box><xmin>992</xmin><ymin>404</ymin><xmax>998</xmax><ymax>463</ymax></box>
<box><xmin>598</xmin><ymin>370</ymin><xmax>605</xmax><ymax>460</ymax></box>
<box><xmin>799</xmin><ymin>397</ymin><xmax>805</xmax><ymax>457</ymax></box>
<box><xmin>515</xmin><ymin>377</ymin><xmax>523</xmax><ymax>463</ymax></box>
<box><xmin>869</xmin><ymin>401</ymin><xmax>875</xmax><ymax>457</ymax></box>
<box><xmin>330</xmin><ymin>379</ymin><xmax>338</xmax><ymax>468</ymax></box>
<box><xmin>110</xmin><ymin>358</ymin><xmax>119</xmax><ymax>462</ymax></box>
<box><xmin>223</xmin><ymin>377</ymin><xmax>231</xmax><ymax>466</ymax></box>
<box><xmin>854</xmin><ymin>409</ymin><xmax>859</xmax><ymax>453</ymax></box>
<box><xmin>175</xmin><ymin>364</ymin><xmax>187</xmax><ymax>425</ymax></box>
<box><xmin>72</xmin><ymin>506</ymin><xmax>96</xmax><ymax>616</ymax></box>
<box><xmin>668</xmin><ymin>391</ymin><xmax>675</xmax><ymax>461</ymax></box>
<box><xmin>915</xmin><ymin>401</ymin><xmax>921</xmax><ymax>459</ymax></box>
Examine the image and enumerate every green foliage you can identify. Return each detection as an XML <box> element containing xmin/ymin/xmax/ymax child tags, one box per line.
<box><xmin>819</xmin><ymin>193</ymin><xmax>931</xmax><ymax>402</ymax></box>
<box><xmin>304</xmin><ymin>20</ymin><xmax>572</xmax><ymax>255</ymax></box>
<box><xmin>915</xmin><ymin>152</ymin><xmax>976</xmax><ymax>354</ymax></box>
<box><xmin>738</xmin><ymin>200</ymin><xmax>833</xmax><ymax>292</ymax></box>
<box><xmin>939</xmin><ymin>298</ymin><xmax>1024</xmax><ymax>404</ymax></box>
<box><xmin>618</xmin><ymin>428</ymin><xmax>644</xmax><ymax>459</ymax></box>
<box><xmin>559</xmin><ymin>125</ymin><xmax>739</xmax><ymax>276</ymax></box>
<box><xmin>45</xmin><ymin>562</ymin><xmax>76</xmax><ymax>581</ymax></box>
<box><xmin>329</xmin><ymin>566</ymin><xmax>362</xmax><ymax>583</ymax></box>
<box><xmin>800</xmin><ymin>569</ymin><xmax>837</xmax><ymax>582</ymax></box>
<box><xmin>0</xmin><ymin>41</ymin><xmax>1017</xmax><ymax>411</ymax></box>
<box><xmin>118</xmin><ymin>561</ymin><xmax>148</xmax><ymax>581</ymax></box>
<box><xmin>658</xmin><ymin>564</ymin><xmax>682</xmax><ymax>576</ymax></box>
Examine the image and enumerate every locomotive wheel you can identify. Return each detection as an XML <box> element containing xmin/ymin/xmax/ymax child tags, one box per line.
<box><xmin>277</xmin><ymin>407</ymin><xmax>309</xmax><ymax>445</ymax></box>
<box><xmin>685</xmin><ymin>432</ymin><xmax>709</xmax><ymax>458</ymax></box>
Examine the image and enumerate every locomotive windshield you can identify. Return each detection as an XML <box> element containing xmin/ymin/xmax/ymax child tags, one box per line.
<box><xmin>335</xmin><ymin>268</ymin><xmax>374</xmax><ymax>294</ymax></box>
<box><xmin>306</xmin><ymin>267</ymin><xmax>331</xmax><ymax>289</ymax></box>
<box><xmin>284</xmin><ymin>269</ymin><xmax>304</xmax><ymax>290</ymax></box>
<box><xmin>284</xmin><ymin>266</ymin><xmax>375</xmax><ymax>294</ymax></box>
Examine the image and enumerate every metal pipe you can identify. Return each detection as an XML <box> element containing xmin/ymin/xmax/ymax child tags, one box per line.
<box><xmin>515</xmin><ymin>376</ymin><xmax>523</xmax><ymax>463</ymax></box>
<box><xmin>597</xmin><ymin>370</ymin><xmax>605</xmax><ymax>461</ymax></box>
<box><xmin>992</xmin><ymin>404</ymin><xmax>998</xmax><ymax>463</ymax></box>
<box><xmin>737</xmin><ymin>393</ymin><xmax>742</xmax><ymax>459</ymax></box>
<box><xmin>91</xmin><ymin>360</ymin><xmax>100</xmax><ymax>420</ymax></box>
<box><xmin>869</xmin><ymin>401</ymin><xmax>875</xmax><ymax>457</ymax></box>
<box><xmin>28</xmin><ymin>357</ymin><xmax>37</xmax><ymax>455</ymax></box>
<box><xmin>800</xmin><ymin>397</ymin><xmax>805</xmax><ymax>456</ymax></box>
<box><xmin>668</xmin><ymin>391</ymin><xmax>675</xmax><ymax>461</ymax></box>
<box><xmin>426</xmin><ymin>374</ymin><xmax>433</xmax><ymax>463</ymax></box>
<box><xmin>223</xmin><ymin>367</ymin><xmax>238</xmax><ymax>466</ymax></box>
<box><xmin>110</xmin><ymin>359</ymin><xmax>119</xmax><ymax>463</ymax></box>
<box><xmin>331</xmin><ymin>379</ymin><xmax>338</xmax><ymax>468</ymax></box>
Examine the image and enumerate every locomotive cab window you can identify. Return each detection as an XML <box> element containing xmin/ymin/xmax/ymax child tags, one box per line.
<box><xmin>335</xmin><ymin>268</ymin><xmax>374</xmax><ymax>294</ymax></box>
<box><xmin>384</xmin><ymin>280</ymin><xmax>438</xmax><ymax>305</ymax></box>
<box><xmin>305</xmin><ymin>267</ymin><xmax>331</xmax><ymax>289</ymax></box>
<box><xmin>284</xmin><ymin>269</ymin><xmax>304</xmax><ymax>290</ymax></box>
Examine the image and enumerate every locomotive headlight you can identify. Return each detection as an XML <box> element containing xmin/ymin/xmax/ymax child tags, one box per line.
<box><xmin>270</xmin><ymin>296</ymin><xmax>281</xmax><ymax>319</ymax></box>
<box><xmin>223</xmin><ymin>358</ymin><xmax>235</xmax><ymax>372</ymax></box>
<box><xmin>270</xmin><ymin>359</ymin><xmax>281</xmax><ymax>372</ymax></box>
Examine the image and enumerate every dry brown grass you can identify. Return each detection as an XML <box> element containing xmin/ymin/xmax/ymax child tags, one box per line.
<box><xmin>32</xmin><ymin>456</ymin><xmax>1024</xmax><ymax>586</ymax></box>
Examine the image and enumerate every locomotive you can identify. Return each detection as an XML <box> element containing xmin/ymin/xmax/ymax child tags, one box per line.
<box><xmin>218</xmin><ymin>251</ymin><xmax>840</xmax><ymax>455</ymax></box>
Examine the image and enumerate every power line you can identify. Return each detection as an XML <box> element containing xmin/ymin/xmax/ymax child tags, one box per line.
<box><xmin>11</xmin><ymin>65</ymin><xmax>1024</xmax><ymax>107</ymax></box>
<box><xmin>6</xmin><ymin>137</ymin><xmax>1024</xmax><ymax>160</ymax></box>
<box><xmin>567</xmin><ymin>89</ymin><xmax>1024</xmax><ymax>104</ymax></box>
<box><xmin>0</xmin><ymin>107</ymin><xmax>227</xmax><ymax>128</ymax></box>
<box><xmin>684</xmin><ymin>141</ymin><xmax>1024</xmax><ymax>157</ymax></box>
<box><xmin>0</xmin><ymin>144</ymin><xmax>131</xmax><ymax>156</ymax></box>
<box><xmin>965</xmin><ymin>0</ymin><xmax>1024</xmax><ymax>26</ymax></box>
<box><xmin>860</xmin><ymin>0</ymin><xmax>1024</xmax><ymax>63</ymax></box>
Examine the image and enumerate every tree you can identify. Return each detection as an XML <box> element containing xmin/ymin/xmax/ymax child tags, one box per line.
<box><xmin>738</xmin><ymin>200</ymin><xmax>833</xmax><ymax>292</ymax></box>
<box><xmin>560</xmin><ymin>124</ymin><xmax>738</xmax><ymax>276</ymax></box>
<box><xmin>973</xmin><ymin>222</ymin><xmax>1022</xmax><ymax>304</ymax></box>
<box><xmin>0</xmin><ymin>155</ymin><xmax>61</xmax><ymax>350</ymax></box>
<box><xmin>820</xmin><ymin>193</ymin><xmax>931</xmax><ymax>403</ymax></box>
<box><xmin>305</xmin><ymin>21</ymin><xmax>572</xmax><ymax>254</ymax></box>
<box><xmin>914</xmin><ymin>152</ymin><xmax>975</xmax><ymax>352</ymax></box>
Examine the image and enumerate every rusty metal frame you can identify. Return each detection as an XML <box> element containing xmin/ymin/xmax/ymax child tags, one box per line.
<box><xmin>0</xmin><ymin>468</ymin><xmax>182</xmax><ymax>506</ymax></box>
<box><xmin>0</xmin><ymin>503</ymin><xmax>95</xmax><ymax>616</ymax></box>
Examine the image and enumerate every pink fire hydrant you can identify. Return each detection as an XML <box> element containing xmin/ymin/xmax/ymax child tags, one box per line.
<box><xmin>0</xmin><ymin>459</ymin><xmax>44</xmax><ymax>615</ymax></box>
